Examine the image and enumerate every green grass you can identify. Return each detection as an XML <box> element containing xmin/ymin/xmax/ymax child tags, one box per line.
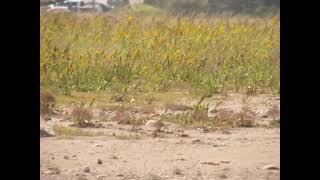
<box><xmin>52</xmin><ymin>125</ymin><xmax>106</xmax><ymax>137</ymax></box>
<box><xmin>131</xmin><ymin>4</ymin><xmax>164</xmax><ymax>14</ymax></box>
<box><xmin>116</xmin><ymin>133</ymin><xmax>142</xmax><ymax>140</ymax></box>
<box><xmin>40</xmin><ymin>13</ymin><xmax>279</xmax><ymax>98</ymax></box>
<box><xmin>268</xmin><ymin>119</ymin><xmax>280</xmax><ymax>128</ymax></box>
<box><xmin>53</xmin><ymin>125</ymin><xmax>92</xmax><ymax>137</ymax></box>
<box><xmin>53</xmin><ymin>90</ymin><xmax>189</xmax><ymax>109</ymax></box>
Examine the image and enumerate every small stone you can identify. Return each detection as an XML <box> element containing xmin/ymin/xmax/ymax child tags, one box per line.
<box><xmin>149</xmin><ymin>174</ymin><xmax>162</xmax><ymax>180</ymax></box>
<box><xmin>201</xmin><ymin>161</ymin><xmax>220</xmax><ymax>165</ymax></box>
<box><xmin>173</xmin><ymin>167</ymin><xmax>182</xmax><ymax>175</ymax></box>
<box><xmin>220</xmin><ymin>161</ymin><xmax>230</xmax><ymax>164</ymax></box>
<box><xmin>77</xmin><ymin>175</ymin><xmax>88</xmax><ymax>180</ymax></box>
<box><xmin>175</xmin><ymin>140</ymin><xmax>184</xmax><ymax>144</ymax></box>
<box><xmin>83</xmin><ymin>166</ymin><xmax>90</xmax><ymax>173</ymax></box>
<box><xmin>40</xmin><ymin>129</ymin><xmax>53</xmax><ymax>137</ymax></box>
<box><xmin>96</xmin><ymin>175</ymin><xmax>107</xmax><ymax>179</ymax></box>
<box><xmin>97</xmin><ymin>159</ymin><xmax>103</xmax><ymax>164</ymax></box>
<box><xmin>262</xmin><ymin>165</ymin><xmax>280</xmax><ymax>170</ymax></box>
<box><xmin>181</xmin><ymin>133</ymin><xmax>189</xmax><ymax>137</ymax></box>
<box><xmin>64</xmin><ymin>156</ymin><xmax>69</xmax><ymax>160</ymax></box>
<box><xmin>116</xmin><ymin>174</ymin><xmax>124</xmax><ymax>177</ymax></box>
<box><xmin>115</xmin><ymin>95</ymin><xmax>124</xmax><ymax>102</ymax></box>
<box><xmin>43</xmin><ymin>170</ymin><xmax>52</xmax><ymax>175</ymax></box>
<box><xmin>112</xmin><ymin>132</ymin><xmax>116</xmax><ymax>136</ymax></box>
<box><xmin>95</xmin><ymin>144</ymin><xmax>103</xmax><ymax>148</ymax></box>
<box><xmin>45</xmin><ymin>167</ymin><xmax>60</xmax><ymax>175</ymax></box>
<box><xmin>44</xmin><ymin>117</ymin><xmax>52</xmax><ymax>121</ymax></box>
<box><xmin>217</xmin><ymin>173</ymin><xmax>228</xmax><ymax>179</ymax></box>
<box><xmin>72</xmin><ymin>155</ymin><xmax>77</xmax><ymax>158</ymax></box>
<box><xmin>176</xmin><ymin>158</ymin><xmax>187</xmax><ymax>161</ymax></box>
<box><xmin>192</xmin><ymin>139</ymin><xmax>201</xmax><ymax>144</ymax></box>
<box><xmin>110</xmin><ymin>155</ymin><xmax>118</xmax><ymax>159</ymax></box>
<box><xmin>222</xmin><ymin>130</ymin><xmax>231</xmax><ymax>134</ymax></box>
<box><xmin>130</xmin><ymin>98</ymin><xmax>136</xmax><ymax>103</ymax></box>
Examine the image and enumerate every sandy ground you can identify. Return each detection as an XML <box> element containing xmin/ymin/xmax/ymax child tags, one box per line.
<box><xmin>40</xmin><ymin>93</ymin><xmax>280</xmax><ymax>180</ymax></box>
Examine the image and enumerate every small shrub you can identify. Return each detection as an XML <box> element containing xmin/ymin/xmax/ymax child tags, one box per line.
<box><xmin>211</xmin><ymin>107</ymin><xmax>256</xmax><ymax>128</ymax></box>
<box><xmin>213</xmin><ymin>108</ymin><xmax>234</xmax><ymax>119</ymax></box>
<box><xmin>266</xmin><ymin>105</ymin><xmax>280</xmax><ymax>119</ymax></box>
<box><xmin>160</xmin><ymin>103</ymin><xmax>211</xmax><ymax>127</ymax></box>
<box><xmin>173</xmin><ymin>167</ymin><xmax>182</xmax><ymax>175</ymax></box>
<box><xmin>233</xmin><ymin>106</ymin><xmax>256</xmax><ymax>127</ymax></box>
<box><xmin>269</xmin><ymin>118</ymin><xmax>280</xmax><ymax>128</ymax></box>
<box><xmin>246</xmin><ymin>86</ymin><xmax>256</xmax><ymax>96</ymax></box>
<box><xmin>40</xmin><ymin>91</ymin><xmax>56</xmax><ymax>116</ymax></box>
<box><xmin>144</xmin><ymin>93</ymin><xmax>155</xmax><ymax>104</ymax></box>
<box><xmin>114</xmin><ymin>111</ymin><xmax>145</xmax><ymax>125</ymax></box>
<box><xmin>71</xmin><ymin>106</ymin><xmax>93</xmax><ymax>127</ymax></box>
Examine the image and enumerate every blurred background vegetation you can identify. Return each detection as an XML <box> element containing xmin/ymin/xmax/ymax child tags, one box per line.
<box><xmin>40</xmin><ymin>0</ymin><xmax>279</xmax><ymax>98</ymax></box>
<box><xmin>144</xmin><ymin>0</ymin><xmax>279</xmax><ymax>16</ymax></box>
<box><xmin>41</xmin><ymin>0</ymin><xmax>279</xmax><ymax>16</ymax></box>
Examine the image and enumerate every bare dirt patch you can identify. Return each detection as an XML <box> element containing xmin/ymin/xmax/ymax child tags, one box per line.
<box><xmin>41</xmin><ymin>93</ymin><xmax>279</xmax><ymax>180</ymax></box>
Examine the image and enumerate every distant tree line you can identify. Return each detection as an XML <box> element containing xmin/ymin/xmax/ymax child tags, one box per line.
<box><xmin>144</xmin><ymin>0</ymin><xmax>279</xmax><ymax>15</ymax></box>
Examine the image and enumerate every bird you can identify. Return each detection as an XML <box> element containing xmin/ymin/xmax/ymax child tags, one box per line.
<box><xmin>145</xmin><ymin>119</ymin><xmax>165</xmax><ymax>137</ymax></box>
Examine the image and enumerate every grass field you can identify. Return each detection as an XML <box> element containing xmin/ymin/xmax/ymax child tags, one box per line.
<box><xmin>40</xmin><ymin>12</ymin><xmax>279</xmax><ymax>99</ymax></box>
<box><xmin>40</xmin><ymin>10</ymin><xmax>280</xmax><ymax>180</ymax></box>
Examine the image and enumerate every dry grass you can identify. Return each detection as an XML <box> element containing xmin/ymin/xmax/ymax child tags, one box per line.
<box><xmin>113</xmin><ymin>110</ymin><xmax>144</xmax><ymax>125</ymax></box>
<box><xmin>71</xmin><ymin>106</ymin><xmax>93</xmax><ymax>127</ymax></box>
<box><xmin>162</xmin><ymin>105</ymin><xmax>257</xmax><ymax>129</ymax></box>
<box><xmin>232</xmin><ymin>106</ymin><xmax>256</xmax><ymax>127</ymax></box>
<box><xmin>210</xmin><ymin>106</ymin><xmax>256</xmax><ymax>128</ymax></box>
<box><xmin>40</xmin><ymin>90</ymin><xmax>56</xmax><ymax>116</ymax></box>
<box><xmin>266</xmin><ymin>105</ymin><xmax>280</xmax><ymax>119</ymax></box>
